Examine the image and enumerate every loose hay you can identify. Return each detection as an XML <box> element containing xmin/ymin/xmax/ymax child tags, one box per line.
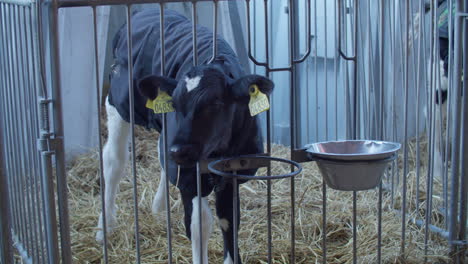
<box><xmin>67</xmin><ymin>127</ymin><xmax>449</xmax><ymax>263</ymax></box>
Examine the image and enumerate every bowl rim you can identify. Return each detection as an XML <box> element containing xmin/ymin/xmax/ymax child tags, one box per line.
<box><xmin>306</xmin><ymin>140</ymin><xmax>401</xmax><ymax>161</ymax></box>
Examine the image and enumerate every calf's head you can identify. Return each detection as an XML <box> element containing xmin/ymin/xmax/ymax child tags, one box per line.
<box><xmin>138</xmin><ymin>64</ymin><xmax>274</xmax><ymax>166</ymax></box>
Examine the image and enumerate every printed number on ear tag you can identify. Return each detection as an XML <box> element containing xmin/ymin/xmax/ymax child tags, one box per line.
<box><xmin>145</xmin><ymin>89</ymin><xmax>175</xmax><ymax>114</ymax></box>
<box><xmin>248</xmin><ymin>84</ymin><xmax>270</xmax><ymax>116</ymax></box>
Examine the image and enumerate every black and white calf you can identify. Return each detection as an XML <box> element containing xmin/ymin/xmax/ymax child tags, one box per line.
<box><xmin>95</xmin><ymin>8</ymin><xmax>273</xmax><ymax>264</ymax></box>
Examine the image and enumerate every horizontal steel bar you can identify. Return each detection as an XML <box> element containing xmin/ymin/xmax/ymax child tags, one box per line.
<box><xmin>57</xmin><ymin>0</ymin><xmax>230</xmax><ymax>8</ymax></box>
<box><xmin>0</xmin><ymin>0</ymin><xmax>35</xmax><ymax>6</ymax></box>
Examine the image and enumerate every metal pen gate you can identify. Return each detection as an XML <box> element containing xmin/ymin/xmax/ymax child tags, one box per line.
<box><xmin>0</xmin><ymin>0</ymin><xmax>467</xmax><ymax>263</ymax></box>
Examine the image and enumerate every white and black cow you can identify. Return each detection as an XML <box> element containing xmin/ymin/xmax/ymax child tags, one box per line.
<box><xmin>95</xmin><ymin>8</ymin><xmax>273</xmax><ymax>264</ymax></box>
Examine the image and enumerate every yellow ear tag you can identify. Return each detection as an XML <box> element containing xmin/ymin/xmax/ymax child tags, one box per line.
<box><xmin>145</xmin><ymin>89</ymin><xmax>175</xmax><ymax>114</ymax></box>
<box><xmin>248</xmin><ymin>84</ymin><xmax>270</xmax><ymax>116</ymax></box>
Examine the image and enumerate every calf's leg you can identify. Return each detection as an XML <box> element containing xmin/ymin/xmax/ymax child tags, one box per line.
<box><xmin>96</xmin><ymin>98</ymin><xmax>130</xmax><ymax>243</ymax></box>
<box><xmin>181</xmin><ymin>190</ymin><xmax>213</xmax><ymax>264</ymax></box>
<box><xmin>152</xmin><ymin>137</ymin><xmax>168</xmax><ymax>214</ymax></box>
<box><xmin>215</xmin><ymin>182</ymin><xmax>241</xmax><ymax>264</ymax></box>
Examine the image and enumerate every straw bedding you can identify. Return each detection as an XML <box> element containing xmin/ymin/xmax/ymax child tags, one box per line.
<box><xmin>67</xmin><ymin>124</ymin><xmax>449</xmax><ymax>263</ymax></box>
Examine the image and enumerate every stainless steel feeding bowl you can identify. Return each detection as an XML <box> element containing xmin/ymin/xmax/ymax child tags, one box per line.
<box><xmin>306</xmin><ymin>140</ymin><xmax>401</xmax><ymax>191</ymax></box>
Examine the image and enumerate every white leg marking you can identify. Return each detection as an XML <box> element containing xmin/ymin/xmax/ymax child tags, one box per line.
<box><xmin>224</xmin><ymin>252</ymin><xmax>234</xmax><ymax>264</ymax></box>
<box><xmin>185</xmin><ymin>76</ymin><xmax>202</xmax><ymax>92</ymax></box>
<box><xmin>191</xmin><ymin>196</ymin><xmax>213</xmax><ymax>264</ymax></box>
<box><xmin>96</xmin><ymin>97</ymin><xmax>130</xmax><ymax>243</ymax></box>
<box><xmin>219</xmin><ymin>218</ymin><xmax>229</xmax><ymax>232</ymax></box>
<box><xmin>152</xmin><ymin>137</ymin><xmax>167</xmax><ymax>215</ymax></box>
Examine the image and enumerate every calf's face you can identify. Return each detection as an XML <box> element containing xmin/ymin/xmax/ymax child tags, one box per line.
<box><xmin>138</xmin><ymin>65</ymin><xmax>273</xmax><ymax>166</ymax></box>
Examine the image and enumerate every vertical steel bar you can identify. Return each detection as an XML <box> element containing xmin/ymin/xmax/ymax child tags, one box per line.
<box><xmin>425</xmin><ymin>1</ymin><xmax>439</xmax><ymax>260</ymax></box>
<box><xmin>125</xmin><ymin>5</ymin><xmax>142</xmax><ymax>263</ymax></box>
<box><xmin>232</xmin><ymin>175</ymin><xmax>238</xmax><ymax>264</ymax></box>
<box><xmin>334</xmin><ymin>0</ymin><xmax>338</xmax><ymax>140</ymax></box>
<box><xmin>12</xmin><ymin>5</ymin><xmax>31</xmax><ymax>250</ymax></box>
<box><xmin>415</xmin><ymin>0</ymin><xmax>425</xmax><ymax>213</ymax></box>
<box><xmin>29</xmin><ymin>3</ymin><xmax>47</xmax><ymax>261</ymax></box>
<box><xmin>377</xmin><ymin>0</ymin><xmax>385</xmax><ymax>262</ymax></box>
<box><xmin>324</xmin><ymin>0</ymin><xmax>328</xmax><ymax>139</ymax></box>
<box><xmin>50</xmin><ymin>0</ymin><xmax>73</xmax><ymax>261</ymax></box>
<box><xmin>449</xmin><ymin>3</ymin><xmax>463</xmax><ymax>261</ymax></box>
<box><xmin>443</xmin><ymin>0</ymin><xmax>455</xmax><ymax>228</ymax></box>
<box><xmin>196</xmin><ymin>162</ymin><xmax>203</xmax><ymax>264</ymax></box>
<box><xmin>265</xmin><ymin>0</ymin><xmax>273</xmax><ymax>261</ymax></box>
<box><xmin>191</xmin><ymin>3</ymin><xmax>203</xmax><ymax>263</ymax></box>
<box><xmin>352</xmin><ymin>190</ymin><xmax>357</xmax><ymax>264</ymax></box>
<box><xmin>389</xmin><ymin>1</ymin><xmax>396</xmax><ymax>204</ymax></box>
<box><xmin>19</xmin><ymin>6</ymin><xmax>39</xmax><ymax>260</ymax></box>
<box><xmin>192</xmin><ymin>1</ymin><xmax>198</xmax><ymax>66</ymax></box>
<box><xmin>459</xmin><ymin>6</ymin><xmax>468</xmax><ymax>260</ymax></box>
<box><xmin>0</xmin><ymin>2</ymin><xmax>20</xmax><ymax>243</ymax></box>
<box><xmin>314</xmin><ymin>0</ymin><xmax>318</xmax><ymax>141</ymax></box>
<box><xmin>322</xmin><ymin>181</ymin><xmax>326</xmax><ymax>264</ymax></box>
<box><xmin>159</xmin><ymin>4</ymin><xmax>173</xmax><ymax>263</ymax></box>
<box><xmin>0</xmin><ymin>46</ymin><xmax>13</xmax><ymax>264</ymax></box>
<box><xmin>288</xmin><ymin>1</ymin><xmax>296</xmax><ymax>262</ymax></box>
<box><xmin>400</xmin><ymin>0</ymin><xmax>410</xmax><ymax>258</ymax></box>
<box><xmin>92</xmin><ymin>6</ymin><xmax>109</xmax><ymax>263</ymax></box>
<box><xmin>23</xmin><ymin>6</ymin><xmax>42</xmax><ymax>262</ymax></box>
<box><xmin>208</xmin><ymin>0</ymin><xmax>218</xmax><ymax>64</ymax></box>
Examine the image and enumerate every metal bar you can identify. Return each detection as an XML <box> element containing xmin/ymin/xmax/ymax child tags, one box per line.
<box><xmin>314</xmin><ymin>0</ymin><xmax>318</xmax><ymax>141</ymax></box>
<box><xmin>23</xmin><ymin>6</ymin><xmax>43</xmax><ymax>262</ymax></box>
<box><xmin>11</xmin><ymin>4</ymin><xmax>30</xmax><ymax>249</ymax></box>
<box><xmin>334</xmin><ymin>0</ymin><xmax>338</xmax><ymax>140</ymax></box>
<box><xmin>92</xmin><ymin>6</ymin><xmax>109</xmax><ymax>263</ymax></box>
<box><xmin>400</xmin><ymin>0</ymin><xmax>410</xmax><ymax>258</ymax></box>
<box><xmin>425</xmin><ymin>1</ymin><xmax>439</xmax><ymax>260</ymax></box>
<box><xmin>288</xmin><ymin>1</ymin><xmax>296</xmax><ymax>262</ymax></box>
<box><xmin>352</xmin><ymin>190</ymin><xmax>357</xmax><ymax>264</ymax></box>
<box><xmin>191</xmin><ymin>4</ymin><xmax>203</xmax><ymax>262</ymax></box>
<box><xmin>292</xmin><ymin>0</ymin><xmax>311</xmax><ymax>64</ymax></box>
<box><xmin>50</xmin><ymin>0</ymin><xmax>73</xmax><ymax>261</ymax></box>
<box><xmin>57</xmin><ymin>0</ymin><xmax>234</xmax><ymax>8</ymax></box>
<box><xmin>377</xmin><ymin>0</ymin><xmax>385</xmax><ymax>261</ymax></box>
<box><xmin>208</xmin><ymin>0</ymin><xmax>218</xmax><ymax>64</ymax></box>
<box><xmin>0</xmin><ymin>74</ymin><xmax>13</xmax><ymax>264</ymax></box>
<box><xmin>443</xmin><ymin>0</ymin><xmax>455</xmax><ymax>229</ymax></box>
<box><xmin>0</xmin><ymin>0</ymin><xmax>34</xmax><ymax>6</ymax></box>
<box><xmin>31</xmin><ymin>2</ymin><xmax>49</xmax><ymax>262</ymax></box>
<box><xmin>449</xmin><ymin>7</ymin><xmax>465</xmax><ymax>262</ymax></box>
<box><xmin>245</xmin><ymin>0</ymin><xmax>268</xmax><ymax>67</ymax></box>
<box><xmin>159</xmin><ymin>4</ymin><xmax>173</xmax><ymax>263</ymax></box>
<box><xmin>351</xmin><ymin>0</ymin><xmax>359</xmax><ymax>140</ymax></box>
<box><xmin>19</xmin><ymin>5</ymin><xmax>40</xmax><ymax>261</ymax></box>
<box><xmin>415</xmin><ymin>0</ymin><xmax>425</xmax><ymax>213</ymax></box>
<box><xmin>337</xmin><ymin>0</ymin><xmax>356</xmax><ymax>61</ymax></box>
<box><xmin>196</xmin><ymin>162</ymin><xmax>203</xmax><ymax>264</ymax></box>
<box><xmin>192</xmin><ymin>1</ymin><xmax>198</xmax><ymax>66</ymax></box>
<box><xmin>263</xmin><ymin>0</ymin><xmax>273</xmax><ymax>262</ymax></box>
<box><xmin>4</xmin><ymin>3</ymin><xmax>24</xmax><ymax>242</ymax></box>
<box><xmin>324</xmin><ymin>0</ymin><xmax>328</xmax><ymax>140</ymax></box>
<box><xmin>459</xmin><ymin>5</ymin><xmax>468</xmax><ymax>261</ymax></box>
<box><xmin>40</xmin><ymin>150</ymin><xmax>59</xmax><ymax>264</ymax></box>
<box><xmin>125</xmin><ymin>5</ymin><xmax>142</xmax><ymax>263</ymax></box>
<box><xmin>232</xmin><ymin>175</ymin><xmax>238</xmax><ymax>264</ymax></box>
<box><xmin>322</xmin><ymin>180</ymin><xmax>326</xmax><ymax>264</ymax></box>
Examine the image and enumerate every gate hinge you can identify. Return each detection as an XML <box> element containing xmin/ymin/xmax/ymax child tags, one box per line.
<box><xmin>37</xmin><ymin>134</ymin><xmax>63</xmax><ymax>153</ymax></box>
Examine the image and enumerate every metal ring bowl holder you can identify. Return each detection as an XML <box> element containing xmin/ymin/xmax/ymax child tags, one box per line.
<box><xmin>207</xmin><ymin>155</ymin><xmax>302</xmax><ymax>263</ymax></box>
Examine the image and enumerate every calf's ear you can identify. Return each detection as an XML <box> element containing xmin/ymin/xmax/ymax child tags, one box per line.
<box><xmin>229</xmin><ymin>75</ymin><xmax>274</xmax><ymax>102</ymax></box>
<box><xmin>138</xmin><ymin>75</ymin><xmax>178</xmax><ymax>99</ymax></box>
